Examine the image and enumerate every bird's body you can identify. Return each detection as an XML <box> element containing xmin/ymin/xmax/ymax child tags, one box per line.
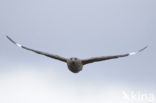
<box><xmin>67</xmin><ymin>58</ymin><xmax>83</xmax><ymax>73</ymax></box>
<box><xmin>6</xmin><ymin>36</ymin><xmax>147</xmax><ymax>73</ymax></box>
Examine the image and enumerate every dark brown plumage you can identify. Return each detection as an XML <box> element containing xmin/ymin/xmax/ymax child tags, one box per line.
<box><xmin>6</xmin><ymin>36</ymin><xmax>147</xmax><ymax>73</ymax></box>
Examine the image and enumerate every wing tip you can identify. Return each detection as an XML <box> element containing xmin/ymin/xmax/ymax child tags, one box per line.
<box><xmin>6</xmin><ymin>35</ymin><xmax>22</xmax><ymax>48</ymax></box>
<box><xmin>129</xmin><ymin>46</ymin><xmax>148</xmax><ymax>56</ymax></box>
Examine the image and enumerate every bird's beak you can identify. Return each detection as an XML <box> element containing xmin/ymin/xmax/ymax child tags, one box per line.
<box><xmin>71</xmin><ymin>59</ymin><xmax>75</xmax><ymax>64</ymax></box>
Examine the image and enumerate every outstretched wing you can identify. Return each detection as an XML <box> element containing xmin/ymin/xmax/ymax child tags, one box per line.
<box><xmin>82</xmin><ymin>46</ymin><xmax>148</xmax><ymax>65</ymax></box>
<box><xmin>6</xmin><ymin>36</ymin><xmax>67</xmax><ymax>63</ymax></box>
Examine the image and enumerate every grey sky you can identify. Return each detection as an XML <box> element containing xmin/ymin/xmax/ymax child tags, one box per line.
<box><xmin>0</xmin><ymin>0</ymin><xmax>155</xmax><ymax>103</ymax></box>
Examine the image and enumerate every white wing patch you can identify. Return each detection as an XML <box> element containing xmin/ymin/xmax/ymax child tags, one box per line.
<box><xmin>129</xmin><ymin>52</ymin><xmax>137</xmax><ymax>55</ymax></box>
<box><xmin>16</xmin><ymin>43</ymin><xmax>22</xmax><ymax>48</ymax></box>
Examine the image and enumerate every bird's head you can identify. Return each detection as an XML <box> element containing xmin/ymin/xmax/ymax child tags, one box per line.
<box><xmin>70</xmin><ymin>57</ymin><xmax>78</xmax><ymax>64</ymax></box>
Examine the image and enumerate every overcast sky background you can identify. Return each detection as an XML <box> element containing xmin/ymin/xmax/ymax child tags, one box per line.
<box><xmin>0</xmin><ymin>0</ymin><xmax>155</xmax><ymax>103</ymax></box>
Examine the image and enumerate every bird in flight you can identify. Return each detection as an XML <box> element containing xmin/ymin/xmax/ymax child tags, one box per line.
<box><xmin>6</xmin><ymin>36</ymin><xmax>147</xmax><ymax>73</ymax></box>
